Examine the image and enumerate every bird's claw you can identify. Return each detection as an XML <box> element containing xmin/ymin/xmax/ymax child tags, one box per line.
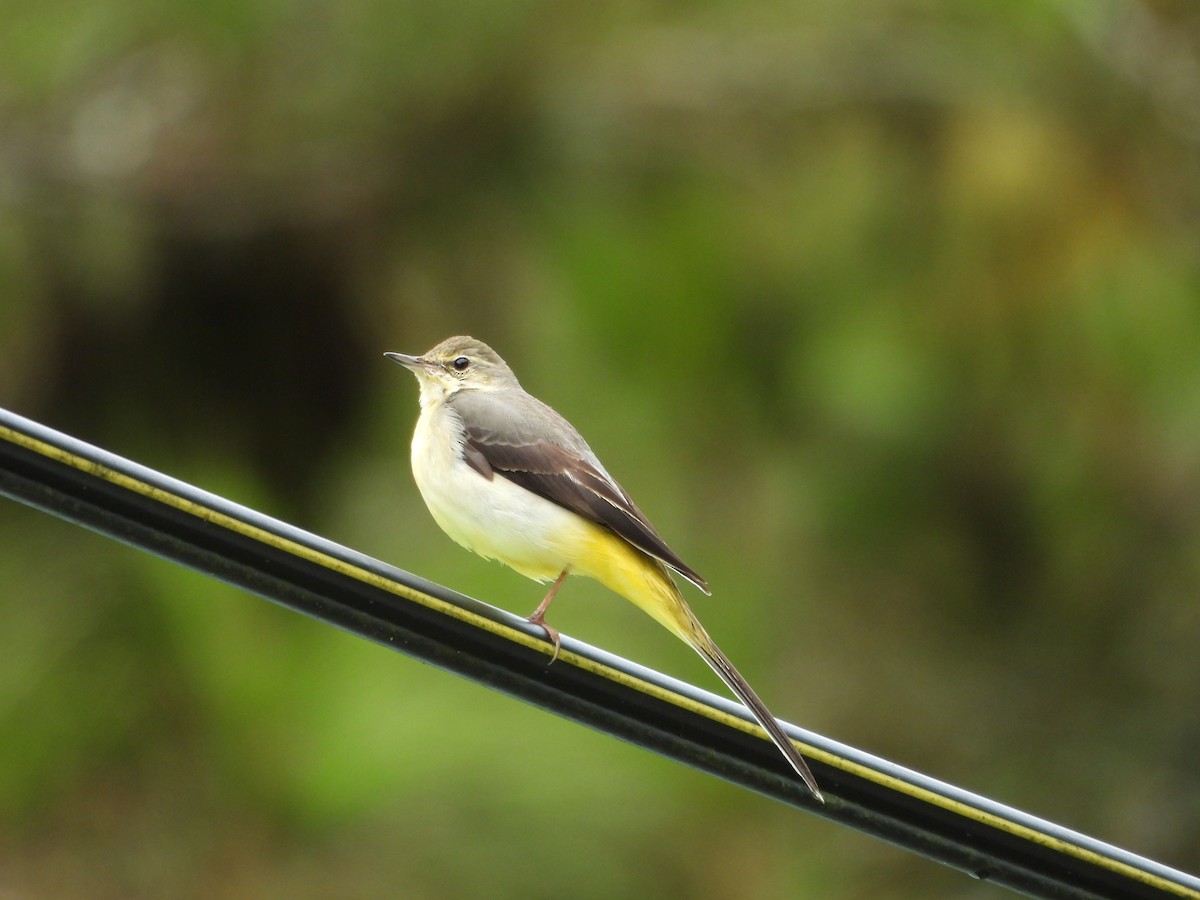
<box><xmin>527</xmin><ymin>613</ymin><xmax>561</xmax><ymax>664</ymax></box>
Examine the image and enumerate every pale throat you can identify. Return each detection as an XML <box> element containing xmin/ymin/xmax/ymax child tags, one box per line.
<box><xmin>416</xmin><ymin>377</ymin><xmax>452</xmax><ymax>409</ymax></box>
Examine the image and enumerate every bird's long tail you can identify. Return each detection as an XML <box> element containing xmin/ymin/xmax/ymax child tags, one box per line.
<box><xmin>688</xmin><ymin>623</ymin><xmax>823</xmax><ymax>802</ymax></box>
<box><xmin>579</xmin><ymin>527</ymin><xmax>823</xmax><ymax>802</ymax></box>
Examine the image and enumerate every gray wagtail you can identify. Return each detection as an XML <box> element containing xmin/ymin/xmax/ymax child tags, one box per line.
<box><xmin>386</xmin><ymin>335</ymin><xmax>822</xmax><ymax>801</ymax></box>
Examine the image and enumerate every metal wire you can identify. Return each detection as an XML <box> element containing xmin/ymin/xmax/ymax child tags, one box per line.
<box><xmin>1</xmin><ymin>406</ymin><xmax>1196</xmax><ymax>900</ymax></box>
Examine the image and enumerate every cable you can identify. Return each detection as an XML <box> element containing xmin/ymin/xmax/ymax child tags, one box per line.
<box><xmin>0</xmin><ymin>406</ymin><xmax>1196</xmax><ymax>899</ymax></box>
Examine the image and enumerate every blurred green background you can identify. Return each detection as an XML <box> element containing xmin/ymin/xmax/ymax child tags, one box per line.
<box><xmin>2</xmin><ymin>0</ymin><xmax>1199</xmax><ymax>896</ymax></box>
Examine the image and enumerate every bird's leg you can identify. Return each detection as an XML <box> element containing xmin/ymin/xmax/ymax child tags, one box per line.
<box><xmin>528</xmin><ymin>568</ymin><xmax>569</xmax><ymax>663</ymax></box>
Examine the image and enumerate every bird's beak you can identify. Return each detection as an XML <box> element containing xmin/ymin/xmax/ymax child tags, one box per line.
<box><xmin>384</xmin><ymin>351</ymin><xmax>426</xmax><ymax>372</ymax></box>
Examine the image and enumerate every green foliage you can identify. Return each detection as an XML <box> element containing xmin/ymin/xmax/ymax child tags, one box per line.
<box><xmin>2</xmin><ymin>0</ymin><xmax>1200</xmax><ymax>896</ymax></box>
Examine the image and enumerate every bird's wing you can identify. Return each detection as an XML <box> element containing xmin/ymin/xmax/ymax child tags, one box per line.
<box><xmin>450</xmin><ymin>389</ymin><xmax>709</xmax><ymax>594</ymax></box>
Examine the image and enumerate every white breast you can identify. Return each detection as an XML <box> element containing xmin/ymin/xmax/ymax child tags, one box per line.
<box><xmin>410</xmin><ymin>401</ymin><xmax>590</xmax><ymax>583</ymax></box>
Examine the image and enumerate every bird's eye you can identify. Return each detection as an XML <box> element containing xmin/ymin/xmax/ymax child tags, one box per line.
<box><xmin>452</xmin><ymin>356</ymin><xmax>470</xmax><ymax>372</ymax></box>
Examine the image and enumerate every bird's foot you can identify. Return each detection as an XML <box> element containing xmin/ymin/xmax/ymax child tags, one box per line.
<box><xmin>527</xmin><ymin>611</ymin><xmax>561</xmax><ymax>664</ymax></box>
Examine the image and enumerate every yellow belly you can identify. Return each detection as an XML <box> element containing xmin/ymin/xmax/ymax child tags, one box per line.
<box><xmin>571</xmin><ymin>523</ymin><xmax>701</xmax><ymax>646</ymax></box>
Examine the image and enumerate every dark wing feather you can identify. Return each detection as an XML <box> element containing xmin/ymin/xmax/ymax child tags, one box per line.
<box><xmin>451</xmin><ymin>390</ymin><xmax>709</xmax><ymax>593</ymax></box>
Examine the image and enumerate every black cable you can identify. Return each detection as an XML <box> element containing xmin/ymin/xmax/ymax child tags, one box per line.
<box><xmin>0</xmin><ymin>407</ymin><xmax>1196</xmax><ymax>899</ymax></box>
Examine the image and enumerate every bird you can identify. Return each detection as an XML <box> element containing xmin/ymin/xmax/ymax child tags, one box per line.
<box><xmin>385</xmin><ymin>335</ymin><xmax>822</xmax><ymax>801</ymax></box>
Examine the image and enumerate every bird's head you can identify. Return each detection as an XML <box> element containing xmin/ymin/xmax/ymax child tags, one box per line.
<box><xmin>386</xmin><ymin>335</ymin><xmax>520</xmax><ymax>407</ymax></box>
